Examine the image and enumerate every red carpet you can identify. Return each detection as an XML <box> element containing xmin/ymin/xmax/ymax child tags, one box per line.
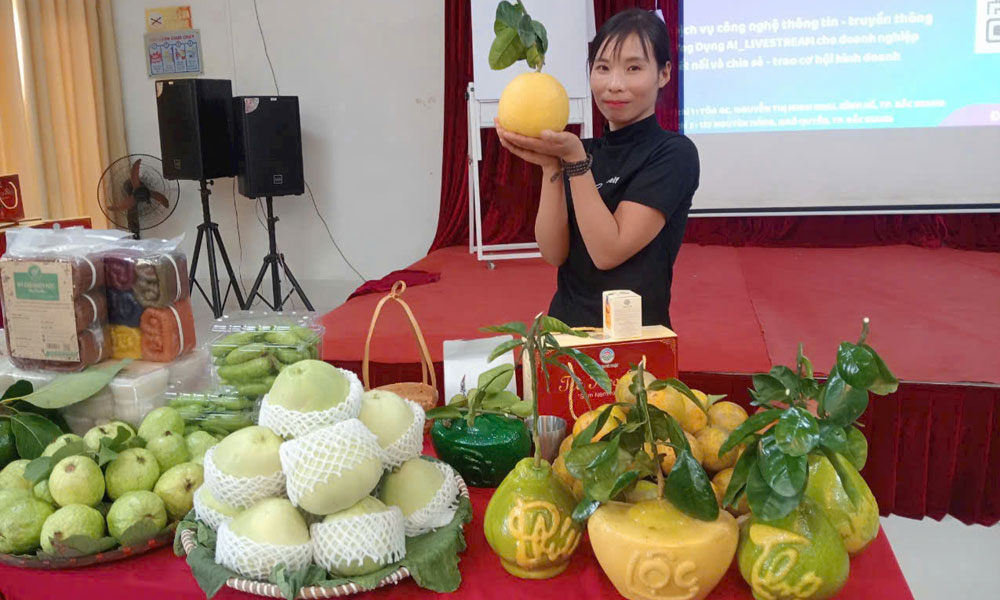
<box><xmin>320</xmin><ymin>244</ymin><xmax>1000</xmax><ymax>525</ymax></box>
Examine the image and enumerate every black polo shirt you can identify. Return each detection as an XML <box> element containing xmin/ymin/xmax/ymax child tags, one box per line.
<box><xmin>547</xmin><ymin>114</ymin><xmax>699</xmax><ymax>329</ymax></box>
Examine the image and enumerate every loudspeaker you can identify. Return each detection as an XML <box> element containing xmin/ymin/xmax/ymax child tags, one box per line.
<box><xmin>155</xmin><ymin>78</ymin><xmax>235</xmax><ymax>180</ymax></box>
<box><xmin>232</xmin><ymin>96</ymin><xmax>304</xmax><ymax>198</ymax></box>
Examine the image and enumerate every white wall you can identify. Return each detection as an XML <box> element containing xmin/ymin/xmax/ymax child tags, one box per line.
<box><xmin>111</xmin><ymin>0</ymin><xmax>444</xmax><ymax>307</ymax></box>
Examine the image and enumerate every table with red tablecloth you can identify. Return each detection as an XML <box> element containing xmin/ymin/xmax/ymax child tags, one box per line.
<box><xmin>0</xmin><ymin>484</ymin><xmax>913</xmax><ymax>600</ymax></box>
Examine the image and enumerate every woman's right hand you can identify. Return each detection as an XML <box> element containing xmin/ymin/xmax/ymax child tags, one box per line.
<box><xmin>495</xmin><ymin>119</ymin><xmax>561</xmax><ymax>171</ymax></box>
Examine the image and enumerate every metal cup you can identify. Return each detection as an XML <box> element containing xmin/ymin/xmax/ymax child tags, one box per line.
<box><xmin>525</xmin><ymin>415</ymin><xmax>567</xmax><ymax>464</ymax></box>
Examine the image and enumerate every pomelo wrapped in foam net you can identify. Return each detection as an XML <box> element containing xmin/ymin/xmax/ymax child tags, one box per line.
<box><xmin>279</xmin><ymin>419</ymin><xmax>383</xmax><ymax>515</ymax></box>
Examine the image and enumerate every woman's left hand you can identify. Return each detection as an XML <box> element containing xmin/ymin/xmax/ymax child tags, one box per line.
<box><xmin>498</xmin><ymin>127</ymin><xmax>588</xmax><ymax>163</ymax></box>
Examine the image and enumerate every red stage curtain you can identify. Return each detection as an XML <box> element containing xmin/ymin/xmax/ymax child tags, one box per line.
<box><xmin>430</xmin><ymin>0</ymin><xmax>679</xmax><ymax>252</ymax></box>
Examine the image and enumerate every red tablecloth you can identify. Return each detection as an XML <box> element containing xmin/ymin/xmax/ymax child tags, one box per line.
<box><xmin>0</xmin><ymin>486</ymin><xmax>913</xmax><ymax>600</ymax></box>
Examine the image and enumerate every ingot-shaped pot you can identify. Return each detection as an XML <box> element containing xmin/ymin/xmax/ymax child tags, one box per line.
<box><xmin>588</xmin><ymin>498</ymin><xmax>738</xmax><ymax>600</ymax></box>
<box><xmin>483</xmin><ymin>457</ymin><xmax>583</xmax><ymax>578</ymax></box>
<box><xmin>738</xmin><ymin>497</ymin><xmax>850</xmax><ymax>600</ymax></box>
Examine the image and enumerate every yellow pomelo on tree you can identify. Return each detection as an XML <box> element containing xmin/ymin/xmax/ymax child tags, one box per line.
<box><xmin>497</xmin><ymin>72</ymin><xmax>569</xmax><ymax>138</ymax></box>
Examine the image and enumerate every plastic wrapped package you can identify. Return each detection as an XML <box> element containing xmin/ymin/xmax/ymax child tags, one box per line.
<box><xmin>109</xmin><ymin>361</ymin><xmax>171</xmax><ymax>425</ymax></box>
<box><xmin>0</xmin><ymin>357</ymin><xmax>57</xmax><ymax>392</ymax></box>
<box><xmin>167</xmin><ymin>388</ymin><xmax>258</xmax><ymax>438</ymax></box>
<box><xmin>0</xmin><ymin>228</ymin><xmax>125</xmax><ymax>372</ymax></box>
<box><xmin>209</xmin><ymin>311</ymin><xmax>324</xmax><ymax>400</ymax></box>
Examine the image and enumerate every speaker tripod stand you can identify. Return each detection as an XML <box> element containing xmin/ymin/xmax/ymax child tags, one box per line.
<box><xmin>189</xmin><ymin>179</ymin><xmax>246</xmax><ymax>318</ymax></box>
<box><xmin>245</xmin><ymin>196</ymin><xmax>313</xmax><ymax>311</ymax></box>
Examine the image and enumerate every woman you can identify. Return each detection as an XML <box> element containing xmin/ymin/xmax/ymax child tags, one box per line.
<box><xmin>496</xmin><ymin>9</ymin><xmax>699</xmax><ymax>330</ymax></box>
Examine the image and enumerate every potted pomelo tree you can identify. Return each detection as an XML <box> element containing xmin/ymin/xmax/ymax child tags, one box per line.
<box><xmin>719</xmin><ymin>319</ymin><xmax>896</xmax><ymax>599</ymax></box>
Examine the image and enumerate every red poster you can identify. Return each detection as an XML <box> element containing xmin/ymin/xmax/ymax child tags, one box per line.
<box><xmin>0</xmin><ymin>174</ymin><xmax>25</xmax><ymax>222</ymax></box>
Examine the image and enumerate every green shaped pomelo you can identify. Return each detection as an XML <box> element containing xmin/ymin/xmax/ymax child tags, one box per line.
<box><xmin>0</xmin><ymin>495</ymin><xmax>55</xmax><ymax>554</ymax></box>
<box><xmin>146</xmin><ymin>430</ymin><xmax>190</xmax><ymax>472</ymax></box>
<box><xmin>185</xmin><ymin>431</ymin><xmax>219</xmax><ymax>464</ymax></box>
<box><xmin>154</xmin><ymin>462</ymin><xmax>204</xmax><ymax>520</ymax></box>
<box><xmin>49</xmin><ymin>456</ymin><xmax>105</xmax><ymax>507</ymax></box>
<box><xmin>212</xmin><ymin>426</ymin><xmax>283</xmax><ymax>478</ymax></box>
<box><xmin>229</xmin><ymin>497</ymin><xmax>310</xmax><ymax>546</ymax></box>
<box><xmin>105</xmin><ymin>448</ymin><xmax>161</xmax><ymax>500</ymax></box>
<box><xmin>39</xmin><ymin>504</ymin><xmax>105</xmax><ymax>554</ymax></box>
<box><xmin>320</xmin><ymin>496</ymin><xmax>395</xmax><ymax>576</ymax></box>
<box><xmin>83</xmin><ymin>421</ymin><xmax>136</xmax><ymax>452</ymax></box>
<box><xmin>41</xmin><ymin>433</ymin><xmax>84</xmax><ymax>457</ymax></box>
<box><xmin>0</xmin><ymin>459</ymin><xmax>32</xmax><ymax>492</ymax></box>
<box><xmin>268</xmin><ymin>360</ymin><xmax>349</xmax><ymax>413</ymax></box>
<box><xmin>804</xmin><ymin>452</ymin><xmax>879</xmax><ymax>556</ymax></box>
<box><xmin>737</xmin><ymin>497</ymin><xmax>850</xmax><ymax>600</ymax></box>
<box><xmin>483</xmin><ymin>457</ymin><xmax>583</xmax><ymax>579</ymax></box>
<box><xmin>33</xmin><ymin>480</ymin><xmax>56</xmax><ymax>505</ymax></box>
<box><xmin>380</xmin><ymin>457</ymin><xmax>444</xmax><ymax>517</ymax></box>
<box><xmin>106</xmin><ymin>490</ymin><xmax>167</xmax><ymax>542</ymax></box>
<box><xmin>137</xmin><ymin>407</ymin><xmax>185</xmax><ymax>442</ymax></box>
<box><xmin>358</xmin><ymin>390</ymin><xmax>415</xmax><ymax>449</ymax></box>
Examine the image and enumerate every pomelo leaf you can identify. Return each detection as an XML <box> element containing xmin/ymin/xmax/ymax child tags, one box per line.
<box><xmin>17</xmin><ymin>360</ymin><xmax>131</xmax><ymax>410</ymax></box>
<box><xmin>489</xmin><ymin>27</ymin><xmax>525</xmax><ymax>71</ymax></box>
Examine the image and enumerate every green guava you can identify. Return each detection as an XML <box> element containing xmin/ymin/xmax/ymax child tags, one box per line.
<box><xmin>105</xmin><ymin>448</ymin><xmax>160</xmax><ymax>500</ymax></box>
<box><xmin>49</xmin><ymin>456</ymin><xmax>105</xmax><ymax>507</ymax></box>
<box><xmin>153</xmin><ymin>462</ymin><xmax>204</xmax><ymax>520</ymax></box>
<box><xmin>146</xmin><ymin>430</ymin><xmax>190</xmax><ymax>471</ymax></box>
<box><xmin>0</xmin><ymin>495</ymin><xmax>55</xmax><ymax>554</ymax></box>
<box><xmin>106</xmin><ymin>490</ymin><xmax>167</xmax><ymax>542</ymax></box>
<box><xmin>40</xmin><ymin>504</ymin><xmax>105</xmax><ymax>553</ymax></box>
<box><xmin>137</xmin><ymin>407</ymin><xmax>185</xmax><ymax>442</ymax></box>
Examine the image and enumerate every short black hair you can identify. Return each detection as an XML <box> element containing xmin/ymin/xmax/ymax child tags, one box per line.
<box><xmin>588</xmin><ymin>9</ymin><xmax>671</xmax><ymax>69</ymax></box>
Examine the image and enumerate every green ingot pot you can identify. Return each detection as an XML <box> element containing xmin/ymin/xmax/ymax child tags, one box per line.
<box><xmin>431</xmin><ymin>414</ymin><xmax>531</xmax><ymax>487</ymax></box>
<box><xmin>483</xmin><ymin>457</ymin><xmax>583</xmax><ymax>579</ymax></box>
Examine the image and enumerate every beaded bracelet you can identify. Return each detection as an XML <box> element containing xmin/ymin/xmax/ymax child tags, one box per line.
<box><xmin>549</xmin><ymin>154</ymin><xmax>594</xmax><ymax>182</ymax></box>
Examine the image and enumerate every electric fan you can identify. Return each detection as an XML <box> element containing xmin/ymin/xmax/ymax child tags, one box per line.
<box><xmin>97</xmin><ymin>154</ymin><xmax>179</xmax><ymax>238</ymax></box>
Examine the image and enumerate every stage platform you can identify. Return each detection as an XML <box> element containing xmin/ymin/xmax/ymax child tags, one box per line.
<box><xmin>320</xmin><ymin>244</ymin><xmax>1000</xmax><ymax>526</ymax></box>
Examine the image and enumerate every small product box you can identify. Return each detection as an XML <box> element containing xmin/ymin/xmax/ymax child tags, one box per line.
<box><xmin>525</xmin><ymin>325</ymin><xmax>678</xmax><ymax>423</ymax></box>
<box><xmin>602</xmin><ymin>290</ymin><xmax>642</xmax><ymax>340</ymax></box>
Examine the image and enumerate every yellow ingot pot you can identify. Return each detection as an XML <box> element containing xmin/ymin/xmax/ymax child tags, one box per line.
<box><xmin>483</xmin><ymin>457</ymin><xmax>583</xmax><ymax>579</ymax></box>
<box><xmin>588</xmin><ymin>498</ymin><xmax>739</xmax><ymax>600</ymax></box>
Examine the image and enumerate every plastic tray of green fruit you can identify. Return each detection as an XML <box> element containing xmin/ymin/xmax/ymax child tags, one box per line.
<box><xmin>167</xmin><ymin>389</ymin><xmax>259</xmax><ymax>438</ymax></box>
<box><xmin>208</xmin><ymin>311</ymin><xmax>324</xmax><ymax>400</ymax></box>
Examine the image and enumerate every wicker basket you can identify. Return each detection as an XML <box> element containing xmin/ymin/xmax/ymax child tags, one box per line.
<box><xmin>0</xmin><ymin>523</ymin><xmax>176</xmax><ymax>570</ymax></box>
<box><xmin>361</xmin><ymin>281</ymin><xmax>439</xmax><ymax>431</ymax></box>
<box><xmin>180</xmin><ymin>471</ymin><xmax>470</xmax><ymax>599</ymax></box>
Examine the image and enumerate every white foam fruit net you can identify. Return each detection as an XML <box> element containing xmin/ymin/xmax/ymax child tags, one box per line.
<box><xmin>215</xmin><ymin>520</ymin><xmax>313</xmax><ymax>580</ymax></box>
<box><xmin>279</xmin><ymin>419</ymin><xmax>382</xmax><ymax>512</ymax></box>
<box><xmin>203</xmin><ymin>446</ymin><xmax>286</xmax><ymax>509</ymax></box>
<box><xmin>398</xmin><ymin>461</ymin><xmax>460</xmax><ymax>537</ymax></box>
<box><xmin>379</xmin><ymin>399</ymin><xmax>426</xmax><ymax>469</ymax></box>
<box><xmin>193</xmin><ymin>486</ymin><xmax>240</xmax><ymax>531</ymax></box>
<box><xmin>258</xmin><ymin>368</ymin><xmax>363</xmax><ymax>439</ymax></box>
<box><xmin>311</xmin><ymin>506</ymin><xmax>406</xmax><ymax>575</ymax></box>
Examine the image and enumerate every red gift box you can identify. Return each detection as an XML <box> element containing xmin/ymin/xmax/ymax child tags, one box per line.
<box><xmin>525</xmin><ymin>325</ymin><xmax>678</xmax><ymax>424</ymax></box>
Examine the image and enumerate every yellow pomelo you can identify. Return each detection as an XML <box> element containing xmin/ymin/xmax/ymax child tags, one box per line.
<box><xmin>708</xmin><ymin>401</ymin><xmax>748</xmax><ymax>432</ymax></box>
<box><xmin>613</xmin><ymin>370</ymin><xmax>656</xmax><ymax>405</ymax></box>
<box><xmin>696</xmin><ymin>427</ymin><xmax>740</xmax><ymax>473</ymax></box>
<box><xmin>497</xmin><ymin>72</ymin><xmax>569</xmax><ymax>137</ymax></box>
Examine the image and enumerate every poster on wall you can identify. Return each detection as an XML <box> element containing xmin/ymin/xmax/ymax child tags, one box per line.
<box><xmin>145</xmin><ymin>6</ymin><xmax>192</xmax><ymax>32</ymax></box>
<box><xmin>145</xmin><ymin>30</ymin><xmax>203</xmax><ymax>78</ymax></box>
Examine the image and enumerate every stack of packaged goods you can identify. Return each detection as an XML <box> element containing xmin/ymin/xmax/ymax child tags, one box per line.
<box><xmin>209</xmin><ymin>311</ymin><xmax>324</xmax><ymax>401</ymax></box>
<box><xmin>104</xmin><ymin>237</ymin><xmax>196</xmax><ymax>362</ymax></box>
<box><xmin>0</xmin><ymin>228</ymin><xmax>126</xmax><ymax>372</ymax></box>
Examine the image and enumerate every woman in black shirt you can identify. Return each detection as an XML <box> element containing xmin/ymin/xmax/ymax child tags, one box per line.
<box><xmin>496</xmin><ymin>9</ymin><xmax>699</xmax><ymax>329</ymax></box>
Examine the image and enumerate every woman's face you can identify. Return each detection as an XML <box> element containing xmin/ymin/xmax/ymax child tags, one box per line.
<box><xmin>590</xmin><ymin>33</ymin><xmax>670</xmax><ymax>130</ymax></box>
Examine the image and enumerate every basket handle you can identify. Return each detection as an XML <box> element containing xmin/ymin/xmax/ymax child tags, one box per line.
<box><xmin>362</xmin><ymin>281</ymin><xmax>437</xmax><ymax>392</ymax></box>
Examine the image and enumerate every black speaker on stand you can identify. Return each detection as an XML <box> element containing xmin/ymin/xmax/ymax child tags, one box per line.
<box><xmin>155</xmin><ymin>78</ymin><xmax>246</xmax><ymax>318</ymax></box>
<box><xmin>232</xmin><ymin>95</ymin><xmax>312</xmax><ymax>311</ymax></box>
